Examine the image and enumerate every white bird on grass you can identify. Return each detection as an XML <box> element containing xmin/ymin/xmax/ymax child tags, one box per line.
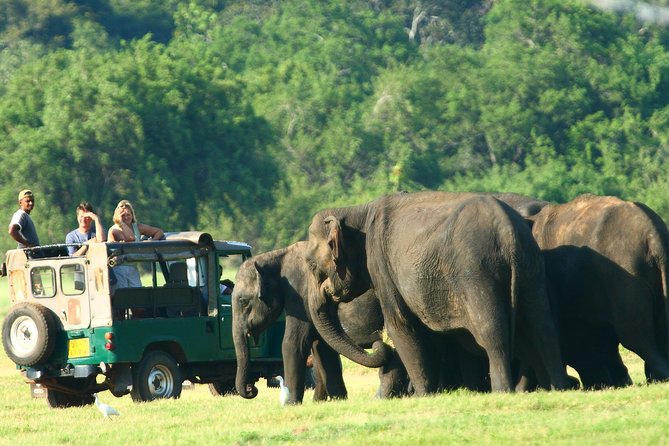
<box><xmin>94</xmin><ymin>393</ymin><xmax>120</xmax><ymax>420</ymax></box>
<box><xmin>276</xmin><ymin>376</ymin><xmax>290</xmax><ymax>406</ymax></box>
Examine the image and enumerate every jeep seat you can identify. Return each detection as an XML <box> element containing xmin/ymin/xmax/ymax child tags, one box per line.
<box><xmin>166</xmin><ymin>262</ymin><xmax>188</xmax><ymax>287</ymax></box>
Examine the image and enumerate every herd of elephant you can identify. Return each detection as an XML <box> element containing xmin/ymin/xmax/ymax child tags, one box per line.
<box><xmin>231</xmin><ymin>191</ymin><xmax>669</xmax><ymax>404</ymax></box>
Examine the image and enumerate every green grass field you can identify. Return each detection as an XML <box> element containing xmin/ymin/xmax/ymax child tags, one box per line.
<box><xmin>1</xmin><ymin>276</ymin><xmax>668</xmax><ymax>445</ymax></box>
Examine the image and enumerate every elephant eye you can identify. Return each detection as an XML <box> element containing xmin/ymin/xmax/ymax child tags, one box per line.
<box><xmin>306</xmin><ymin>258</ymin><xmax>318</xmax><ymax>272</ymax></box>
<box><xmin>235</xmin><ymin>295</ymin><xmax>250</xmax><ymax>308</ymax></box>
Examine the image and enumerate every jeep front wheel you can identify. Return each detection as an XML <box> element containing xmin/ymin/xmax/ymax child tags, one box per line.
<box><xmin>2</xmin><ymin>303</ymin><xmax>57</xmax><ymax>366</ymax></box>
<box><xmin>131</xmin><ymin>351</ymin><xmax>182</xmax><ymax>402</ymax></box>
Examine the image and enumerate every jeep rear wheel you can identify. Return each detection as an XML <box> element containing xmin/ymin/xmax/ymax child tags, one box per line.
<box><xmin>131</xmin><ymin>351</ymin><xmax>182</xmax><ymax>402</ymax></box>
<box><xmin>208</xmin><ymin>380</ymin><xmax>237</xmax><ymax>397</ymax></box>
<box><xmin>2</xmin><ymin>303</ymin><xmax>57</xmax><ymax>366</ymax></box>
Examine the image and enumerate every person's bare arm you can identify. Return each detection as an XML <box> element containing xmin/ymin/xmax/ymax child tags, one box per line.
<box><xmin>138</xmin><ymin>223</ymin><xmax>164</xmax><ymax>240</ymax></box>
<box><xmin>107</xmin><ymin>226</ymin><xmax>123</xmax><ymax>242</ymax></box>
<box><xmin>8</xmin><ymin>224</ymin><xmax>31</xmax><ymax>247</ymax></box>
<box><xmin>86</xmin><ymin>212</ymin><xmax>106</xmax><ymax>242</ymax></box>
<box><xmin>72</xmin><ymin>245</ymin><xmax>88</xmax><ymax>256</ymax></box>
<box><xmin>72</xmin><ymin>212</ymin><xmax>106</xmax><ymax>255</ymax></box>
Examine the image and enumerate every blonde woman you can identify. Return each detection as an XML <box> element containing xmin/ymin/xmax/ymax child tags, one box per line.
<box><xmin>107</xmin><ymin>200</ymin><xmax>164</xmax><ymax>243</ymax></box>
<box><xmin>108</xmin><ymin>200</ymin><xmax>164</xmax><ymax>289</ymax></box>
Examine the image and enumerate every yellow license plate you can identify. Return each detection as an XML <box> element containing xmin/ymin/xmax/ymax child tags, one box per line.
<box><xmin>68</xmin><ymin>338</ymin><xmax>90</xmax><ymax>358</ymax></box>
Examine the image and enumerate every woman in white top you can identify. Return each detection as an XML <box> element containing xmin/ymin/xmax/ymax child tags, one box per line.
<box><xmin>107</xmin><ymin>200</ymin><xmax>164</xmax><ymax>243</ymax></box>
<box><xmin>108</xmin><ymin>200</ymin><xmax>164</xmax><ymax>288</ymax></box>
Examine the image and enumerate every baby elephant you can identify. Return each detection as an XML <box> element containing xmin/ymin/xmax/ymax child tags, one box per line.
<box><xmin>232</xmin><ymin>241</ymin><xmax>408</xmax><ymax>404</ymax></box>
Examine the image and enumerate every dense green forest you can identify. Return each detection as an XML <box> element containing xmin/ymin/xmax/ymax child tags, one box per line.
<box><xmin>2</xmin><ymin>0</ymin><xmax>669</xmax><ymax>253</ymax></box>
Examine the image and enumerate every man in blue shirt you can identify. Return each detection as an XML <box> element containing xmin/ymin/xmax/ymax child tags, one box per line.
<box><xmin>65</xmin><ymin>202</ymin><xmax>106</xmax><ymax>256</ymax></box>
<box><xmin>8</xmin><ymin>189</ymin><xmax>40</xmax><ymax>248</ymax></box>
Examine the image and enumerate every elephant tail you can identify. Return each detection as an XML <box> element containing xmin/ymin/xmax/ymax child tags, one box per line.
<box><xmin>509</xmin><ymin>254</ymin><xmax>518</xmax><ymax>360</ymax></box>
<box><xmin>661</xmin><ymin>259</ymin><xmax>669</xmax><ymax>359</ymax></box>
<box><xmin>646</xmin><ymin>221</ymin><xmax>669</xmax><ymax>359</ymax></box>
<box><xmin>649</xmin><ymin>234</ymin><xmax>669</xmax><ymax>359</ymax></box>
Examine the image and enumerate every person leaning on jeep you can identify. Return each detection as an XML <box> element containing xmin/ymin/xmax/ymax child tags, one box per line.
<box><xmin>107</xmin><ymin>199</ymin><xmax>164</xmax><ymax>289</ymax></box>
<box><xmin>107</xmin><ymin>199</ymin><xmax>164</xmax><ymax>243</ymax></box>
<box><xmin>8</xmin><ymin>189</ymin><xmax>40</xmax><ymax>248</ymax></box>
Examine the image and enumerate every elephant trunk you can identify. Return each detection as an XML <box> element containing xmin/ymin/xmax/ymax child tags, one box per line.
<box><xmin>233</xmin><ymin>316</ymin><xmax>258</xmax><ymax>399</ymax></box>
<box><xmin>309</xmin><ymin>282</ymin><xmax>390</xmax><ymax>368</ymax></box>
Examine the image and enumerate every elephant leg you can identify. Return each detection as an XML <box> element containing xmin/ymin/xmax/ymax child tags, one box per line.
<box><xmin>438</xmin><ymin>337</ymin><xmax>466</xmax><ymax>391</ymax></box>
<box><xmin>465</xmin><ymin>310</ymin><xmax>513</xmax><ymax>391</ymax></box>
<box><xmin>644</xmin><ymin>362</ymin><xmax>665</xmax><ymax>383</ymax></box>
<box><xmin>513</xmin><ymin>324</ymin><xmax>549</xmax><ymax>392</ymax></box>
<box><xmin>514</xmin><ymin>361</ymin><xmax>538</xmax><ymax>392</ymax></box>
<box><xmin>560</xmin><ymin>318</ymin><xmax>603</xmax><ymax>389</ymax></box>
<box><xmin>377</xmin><ymin>347</ymin><xmax>411</xmax><ymax>398</ymax></box>
<box><xmin>575</xmin><ymin>362</ymin><xmax>623</xmax><ymax>390</ymax></box>
<box><xmin>281</xmin><ymin>323</ymin><xmax>312</xmax><ymax>404</ymax></box>
<box><xmin>303</xmin><ymin>353</ymin><xmax>317</xmax><ymax>390</ymax></box>
<box><xmin>569</xmin><ymin>324</ymin><xmax>630</xmax><ymax>389</ymax></box>
<box><xmin>518</xmin><ymin>288</ymin><xmax>572</xmax><ymax>390</ymax></box>
<box><xmin>480</xmin><ymin>343</ymin><xmax>513</xmax><ymax>392</ymax></box>
<box><xmin>514</xmin><ymin>323</ymin><xmax>579</xmax><ymax>391</ymax></box>
<box><xmin>635</xmin><ymin>349</ymin><xmax>669</xmax><ymax>382</ymax></box>
<box><xmin>613</xmin><ymin>284</ymin><xmax>669</xmax><ymax>381</ymax></box>
<box><xmin>448</xmin><ymin>333</ymin><xmax>490</xmax><ymax>392</ymax></box>
<box><xmin>598</xmin><ymin>327</ymin><xmax>632</xmax><ymax>388</ymax></box>
<box><xmin>312</xmin><ymin>338</ymin><xmax>347</xmax><ymax>400</ymax></box>
<box><xmin>312</xmin><ymin>371</ymin><xmax>327</xmax><ymax>401</ymax></box>
<box><xmin>385</xmin><ymin>322</ymin><xmax>438</xmax><ymax>395</ymax></box>
<box><xmin>605</xmin><ymin>357</ymin><xmax>632</xmax><ymax>388</ymax></box>
<box><xmin>309</xmin><ymin>350</ymin><xmax>328</xmax><ymax>401</ymax></box>
<box><xmin>458</xmin><ymin>349</ymin><xmax>490</xmax><ymax>392</ymax></box>
<box><xmin>574</xmin><ymin>365</ymin><xmax>607</xmax><ymax>389</ymax></box>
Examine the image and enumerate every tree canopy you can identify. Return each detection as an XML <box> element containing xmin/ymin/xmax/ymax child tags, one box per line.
<box><xmin>1</xmin><ymin>0</ymin><xmax>669</xmax><ymax>252</ymax></box>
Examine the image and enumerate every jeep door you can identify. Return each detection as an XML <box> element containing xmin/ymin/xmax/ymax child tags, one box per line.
<box><xmin>28</xmin><ymin>259</ymin><xmax>91</xmax><ymax>329</ymax></box>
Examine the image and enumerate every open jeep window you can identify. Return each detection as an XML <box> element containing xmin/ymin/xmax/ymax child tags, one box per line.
<box><xmin>31</xmin><ymin>267</ymin><xmax>55</xmax><ymax>298</ymax></box>
<box><xmin>135</xmin><ymin>261</ymin><xmax>158</xmax><ymax>287</ymax></box>
<box><xmin>60</xmin><ymin>264</ymin><xmax>85</xmax><ymax>295</ymax></box>
<box><xmin>111</xmin><ymin>254</ymin><xmax>207</xmax><ymax>320</ymax></box>
<box><xmin>188</xmin><ymin>257</ymin><xmax>206</xmax><ymax>286</ymax></box>
<box><xmin>218</xmin><ymin>254</ymin><xmax>244</xmax><ymax>286</ymax></box>
<box><xmin>160</xmin><ymin>257</ymin><xmax>203</xmax><ymax>287</ymax></box>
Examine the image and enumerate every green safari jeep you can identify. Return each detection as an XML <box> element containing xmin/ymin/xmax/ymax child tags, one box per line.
<box><xmin>1</xmin><ymin>232</ymin><xmax>285</xmax><ymax>408</ymax></box>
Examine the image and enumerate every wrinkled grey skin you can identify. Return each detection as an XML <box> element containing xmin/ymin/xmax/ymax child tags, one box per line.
<box><xmin>487</xmin><ymin>193</ymin><xmax>580</xmax><ymax>390</ymax></box>
<box><xmin>232</xmin><ymin>241</ymin><xmax>408</xmax><ymax>404</ymax></box>
<box><xmin>484</xmin><ymin>192</ymin><xmax>628</xmax><ymax>390</ymax></box>
<box><xmin>529</xmin><ymin>194</ymin><xmax>669</xmax><ymax>386</ymax></box>
<box><xmin>305</xmin><ymin>191</ymin><xmax>572</xmax><ymax>395</ymax></box>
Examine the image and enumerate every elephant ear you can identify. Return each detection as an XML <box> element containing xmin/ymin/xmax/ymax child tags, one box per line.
<box><xmin>253</xmin><ymin>260</ymin><xmax>280</xmax><ymax>307</ymax></box>
<box><xmin>251</xmin><ymin>261</ymin><xmax>265</xmax><ymax>299</ymax></box>
<box><xmin>324</xmin><ymin>216</ymin><xmax>343</xmax><ymax>261</ymax></box>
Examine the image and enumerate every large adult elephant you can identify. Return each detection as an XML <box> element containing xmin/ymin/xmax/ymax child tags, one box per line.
<box><xmin>529</xmin><ymin>194</ymin><xmax>669</xmax><ymax>386</ymax></box>
<box><xmin>304</xmin><ymin>191</ymin><xmax>573</xmax><ymax>394</ymax></box>
<box><xmin>232</xmin><ymin>241</ymin><xmax>408</xmax><ymax>404</ymax></box>
<box><xmin>489</xmin><ymin>192</ymin><xmax>627</xmax><ymax>389</ymax></box>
